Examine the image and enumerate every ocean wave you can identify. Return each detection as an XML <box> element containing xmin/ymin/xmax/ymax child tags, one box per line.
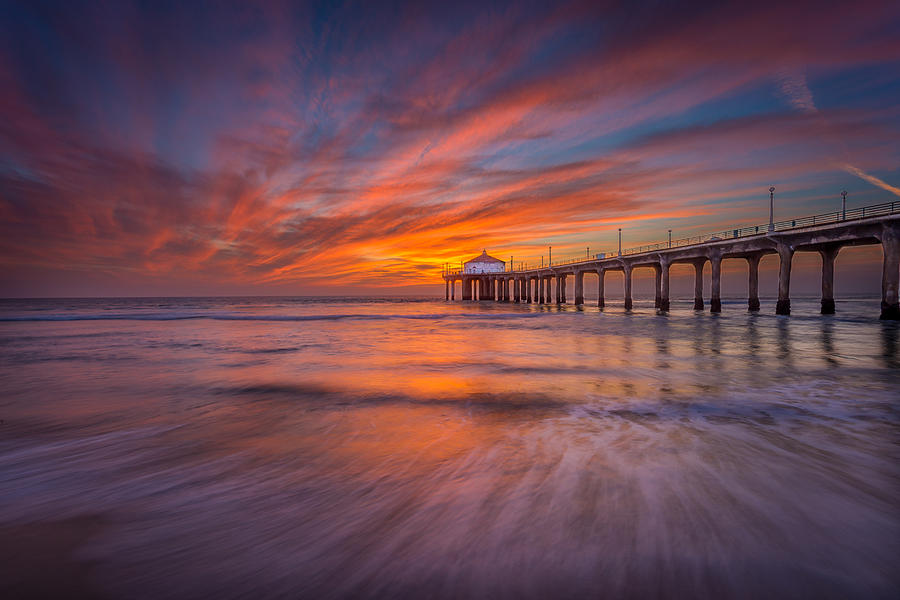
<box><xmin>0</xmin><ymin>311</ymin><xmax>548</xmax><ymax>323</ymax></box>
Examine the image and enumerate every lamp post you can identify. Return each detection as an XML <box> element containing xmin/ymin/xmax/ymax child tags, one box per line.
<box><xmin>618</xmin><ymin>228</ymin><xmax>622</xmax><ymax>256</ymax></box>
<box><xmin>841</xmin><ymin>190</ymin><xmax>847</xmax><ymax>221</ymax></box>
<box><xmin>549</xmin><ymin>245</ymin><xmax>552</xmax><ymax>267</ymax></box>
<box><xmin>768</xmin><ymin>186</ymin><xmax>775</xmax><ymax>232</ymax></box>
<box><xmin>668</xmin><ymin>229</ymin><xmax>672</xmax><ymax>248</ymax></box>
<box><xmin>586</xmin><ymin>246</ymin><xmax>590</xmax><ymax>260</ymax></box>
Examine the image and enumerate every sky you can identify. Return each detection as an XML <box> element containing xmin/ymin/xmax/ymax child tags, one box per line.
<box><xmin>1</xmin><ymin>0</ymin><xmax>899</xmax><ymax>297</ymax></box>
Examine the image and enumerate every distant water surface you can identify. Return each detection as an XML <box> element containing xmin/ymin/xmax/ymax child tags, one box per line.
<box><xmin>0</xmin><ymin>296</ymin><xmax>898</xmax><ymax>599</ymax></box>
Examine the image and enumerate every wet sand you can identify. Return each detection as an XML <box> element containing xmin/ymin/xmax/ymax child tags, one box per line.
<box><xmin>0</xmin><ymin>516</ymin><xmax>108</xmax><ymax>599</ymax></box>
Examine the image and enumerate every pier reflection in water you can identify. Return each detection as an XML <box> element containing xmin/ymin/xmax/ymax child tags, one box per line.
<box><xmin>0</xmin><ymin>296</ymin><xmax>898</xmax><ymax>599</ymax></box>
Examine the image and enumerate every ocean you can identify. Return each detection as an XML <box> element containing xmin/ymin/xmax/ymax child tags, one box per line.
<box><xmin>1</xmin><ymin>296</ymin><xmax>898</xmax><ymax>599</ymax></box>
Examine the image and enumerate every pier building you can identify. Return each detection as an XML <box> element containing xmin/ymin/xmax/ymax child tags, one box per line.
<box><xmin>464</xmin><ymin>250</ymin><xmax>505</xmax><ymax>274</ymax></box>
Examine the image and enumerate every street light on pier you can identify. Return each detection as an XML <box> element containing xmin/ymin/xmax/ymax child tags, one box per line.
<box><xmin>768</xmin><ymin>186</ymin><xmax>776</xmax><ymax>232</ymax></box>
<box><xmin>841</xmin><ymin>190</ymin><xmax>847</xmax><ymax>221</ymax></box>
<box><xmin>668</xmin><ymin>229</ymin><xmax>672</xmax><ymax>248</ymax></box>
<box><xmin>618</xmin><ymin>228</ymin><xmax>622</xmax><ymax>256</ymax></box>
<box><xmin>549</xmin><ymin>245</ymin><xmax>552</xmax><ymax>267</ymax></box>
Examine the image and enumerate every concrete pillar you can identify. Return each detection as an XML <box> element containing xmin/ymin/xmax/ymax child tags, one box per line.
<box><xmin>659</xmin><ymin>261</ymin><xmax>670</xmax><ymax>311</ymax></box>
<box><xmin>653</xmin><ymin>265</ymin><xmax>661</xmax><ymax>308</ymax></box>
<box><xmin>881</xmin><ymin>227</ymin><xmax>900</xmax><ymax>320</ymax></box>
<box><xmin>598</xmin><ymin>269</ymin><xmax>605</xmax><ymax>308</ymax></box>
<box><xmin>538</xmin><ymin>276</ymin><xmax>544</xmax><ymax>304</ymax></box>
<box><xmin>561</xmin><ymin>275</ymin><xmax>567</xmax><ymax>303</ymax></box>
<box><xmin>820</xmin><ymin>246</ymin><xmax>840</xmax><ymax>314</ymax></box>
<box><xmin>555</xmin><ymin>275</ymin><xmax>562</xmax><ymax>305</ymax></box>
<box><xmin>547</xmin><ymin>276</ymin><xmax>553</xmax><ymax>303</ymax></box>
<box><xmin>624</xmin><ymin>265</ymin><xmax>633</xmax><ymax>310</ymax></box>
<box><xmin>575</xmin><ymin>271</ymin><xmax>584</xmax><ymax>305</ymax></box>
<box><xmin>710</xmin><ymin>254</ymin><xmax>722</xmax><ymax>313</ymax></box>
<box><xmin>747</xmin><ymin>254</ymin><xmax>761</xmax><ymax>311</ymax></box>
<box><xmin>462</xmin><ymin>278</ymin><xmax>470</xmax><ymax>300</ymax></box>
<box><xmin>776</xmin><ymin>244</ymin><xmax>794</xmax><ymax>315</ymax></box>
<box><xmin>445</xmin><ymin>280</ymin><xmax>449</xmax><ymax>301</ymax></box>
<box><xmin>693</xmin><ymin>261</ymin><xmax>704</xmax><ymax>310</ymax></box>
<box><xmin>451</xmin><ymin>280</ymin><xmax>455</xmax><ymax>300</ymax></box>
<box><xmin>527</xmin><ymin>277</ymin><xmax>533</xmax><ymax>303</ymax></box>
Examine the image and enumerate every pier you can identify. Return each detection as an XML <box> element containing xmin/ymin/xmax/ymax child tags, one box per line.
<box><xmin>443</xmin><ymin>202</ymin><xmax>900</xmax><ymax>319</ymax></box>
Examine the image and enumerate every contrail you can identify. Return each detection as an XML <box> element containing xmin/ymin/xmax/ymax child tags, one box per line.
<box><xmin>842</xmin><ymin>164</ymin><xmax>900</xmax><ymax>198</ymax></box>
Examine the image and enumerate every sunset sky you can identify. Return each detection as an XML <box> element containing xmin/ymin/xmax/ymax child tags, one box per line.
<box><xmin>1</xmin><ymin>0</ymin><xmax>899</xmax><ymax>297</ymax></box>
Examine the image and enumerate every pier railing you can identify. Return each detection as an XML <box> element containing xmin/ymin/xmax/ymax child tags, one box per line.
<box><xmin>441</xmin><ymin>200</ymin><xmax>899</xmax><ymax>276</ymax></box>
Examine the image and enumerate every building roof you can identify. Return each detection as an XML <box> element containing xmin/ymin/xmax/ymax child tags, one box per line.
<box><xmin>464</xmin><ymin>250</ymin><xmax>505</xmax><ymax>264</ymax></box>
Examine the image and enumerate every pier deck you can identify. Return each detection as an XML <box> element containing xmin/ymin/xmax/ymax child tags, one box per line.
<box><xmin>443</xmin><ymin>202</ymin><xmax>900</xmax><ymax>319</ymax></box>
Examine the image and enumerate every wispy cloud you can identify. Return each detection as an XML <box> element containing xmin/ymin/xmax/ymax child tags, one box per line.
<box><xmin>778</xmin><ymin>71</ymin><xmax>817</xmax><ymax>113</ymax></box>
<box><xmin>1</xmin><ymin>0</ymin><xmax>900</xmax><ymax>295</ymax></box>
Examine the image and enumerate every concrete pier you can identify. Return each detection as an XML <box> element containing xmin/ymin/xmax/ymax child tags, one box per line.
<box><xmin>443</xmin><ymin>207</ymin><xmax>900</xmax><ymax>320</ymax></box>
<box><xmin>575</xmin><ymin>271</ymin><xmax>584</xmax><ymax>305</ymax></box>
<box><xmin>624</xmin><ymin>265</ymin><xmax>633</xmax><ymax>310</ymax></box>
<box><xmin>659</xmin><ymin>260</ymin><xmax>671</xmax><ymax>312</ymax></box>
<box><xmin>710</xmin><ymin>253</ymin><xmax>722</xmax><ymax>313</ymax></box>
<box><xmin>747</xmin><ymin>254</ymin><xmax>761</xmax><ymax>311</ymax></box>
<box><xmin>653</xmin><ymin>266</ymin><xmax>662</xmax><ymax>309</ymax></box>
<box><xmin>693</xmin><ymin>261</ymin><xmax>704</xmax><ymax>310</ymax></box>
<box><xmin>776</xmin><ymin>244</ymin><xmax>793</xmax><ymax>315</ymax></box>
<box><xmin>820</xmin><ymin>245</ymin><xmax>839</xmax><ymax>314</ymax></box>
<box><xmin>882</xmin><ymin>227</ymin><xmax>900</xmax><ymax>319</ymax></box>
<box><xmin>598</xmin><ymin>269</ymin><xmax>605</xmax><ymax>308</ymax></box>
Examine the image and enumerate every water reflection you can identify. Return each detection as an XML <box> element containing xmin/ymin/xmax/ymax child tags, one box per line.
<box><xmin>882</xmin><ymin>322</ymin><xmax>899</xmax><ymax>370</ymax></box>
<box><xmin>0</xmin><ymin>297</ymin><xmax>897</xmax><ymax>598</ymax></box>
<box><xmin>821</xmin><ymin>321</ymin><xmax>837</xmax><ymax>366</ymax></box>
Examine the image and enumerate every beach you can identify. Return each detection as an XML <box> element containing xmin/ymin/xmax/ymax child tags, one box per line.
<box><xmin>1</xmin><ymin>296</ymin><xmax>898</xmax><ymax>598</ymax></box>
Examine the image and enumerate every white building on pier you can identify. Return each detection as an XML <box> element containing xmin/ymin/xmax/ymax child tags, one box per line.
<box><xmin>464</xmin><ymin>250</ymin><xmax>505</xmax><ymax>274</ymax></box>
